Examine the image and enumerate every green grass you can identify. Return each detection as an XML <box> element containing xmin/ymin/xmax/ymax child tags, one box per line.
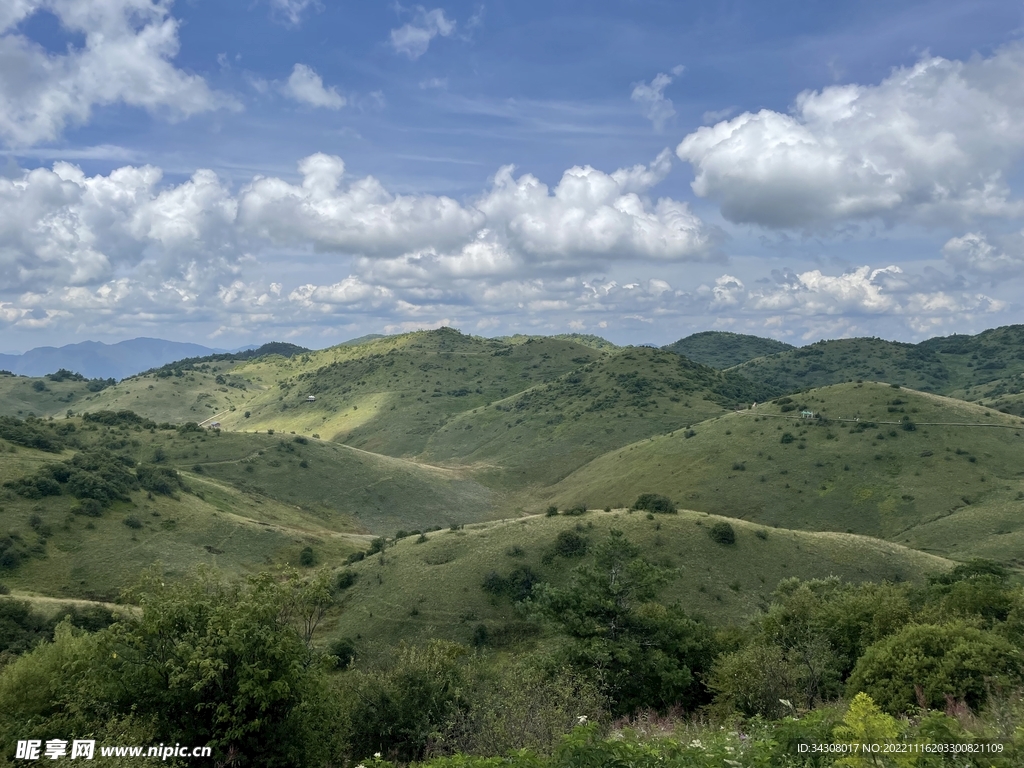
<box><xmin>327</xmin><ymin>508</ymin><xmax>951</xmax><ymax>655</ymax></box>
<box><xmin>0</xmin><ymin>374</ymin><xmax>97</xmax><ymax>419</ymax></box>
<box><xmin>730</xmin><ymin>324</ymin><xmax>1024</xmax><ymax>399</ymax></box>
<box><xmin>421</xmin><ymin>346</ymin><xmax>775</xmax><ymax>491</ymax></box>
<box><xmin>544</xmin><ymin>382</ymin><xmax>1024</xmax><ymax>561</ymax></box>
<box><xmin>0</xmin><ymin>437</ymin><xmax>365</xmax><ymax>601</ymax></box>
<box><xmin>663</xmin><ymin>331</ymin><xmax>795</xmax><ymax>368</ymax></box>
<box><xmin>79</xmin><ymin>359</ymin><xmax>258</xmax><ymax>424</ymax></box>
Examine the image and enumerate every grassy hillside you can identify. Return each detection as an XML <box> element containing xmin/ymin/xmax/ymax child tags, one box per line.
<box><xmin>0</xmin><ymin>372</ymin><xmax>103</xmax><ymax>419</ymax></box>
<box><xmin>182</xmin><ymin>433</ymin><xmax>498</xmax><ymax>535</ymax></box>
<box><xmin>545</xmin><ymin>382</ymin><xmax>1024</xmax><ymax>561</ymax></box>
<box><xmin>421</xmin><ymin>346</ymin><xmax>776</xmax><ymax>491</ymax></box>
<box><xmin>730</xmin><ymin>337</ymin><xmax>951</xmax><ymax>393</ymax></box>
<box><xmin>224</xmin><ymin>329</ymin><xmax>607</xmax><ymax>452</ymax></box>
<box><xmin>327</xmin><ymin>509</ymin><xmax>952</xmax><ymax>654</ymax></box>
<box><xmin>664</xmin><ymin>331</ymin><xmax>795</xmax><ymax>368</ymax></box>
<box><xmin>729</xmin><ymin>325</ymin><xmax>1024</xmax><ymax>399</ymax></box>
<box><xmin>78</xmin><ymin>359</ymin><xmax>259</xmax><ymax>424</ymax></box>
<box><xmin>0</xmin><ymin>437</ymin><xmax>365</xmax><ymax>601</ymax></box>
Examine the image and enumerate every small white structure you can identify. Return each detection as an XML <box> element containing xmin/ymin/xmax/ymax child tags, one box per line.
<box><xmin>800</xmin><ymin>410</ymin><xmax>814</xmax><ymax>419</ymax></box>
<box><xmin>307</xmin><ymin>395</ymin><xmax>316</xmax><ymax>402</ymax></box>
<box><xmin>208</xmin><ymin>421</ymin><xmax>221</xmax><ymax>429</ymax></box>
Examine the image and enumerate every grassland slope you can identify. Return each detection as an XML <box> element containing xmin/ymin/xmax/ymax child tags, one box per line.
<box><xmin>0</xmin><ymin>434</ymin><xmax>364</xmax><ymax>601</ymax></box>
<box><xmin>421</xmin><ymin>346</ymin><xmax>778</xmax><ymax>491</ymax></box>
<box><xmin>327</xmin><ymin>509</ymin><xmax>951</xmax><ymax>653</ymax></box>
<box><xmin>226</xmin><ymin>328</ymin><xmax>607</xmax><ymax>455</ymax></box>
<box><xmin>545</xmin><ymin>382</ymin><xmax>1024</xmax><ymax>562</ymax></box>
<box><xmin>664</xmin><ymin>331</ymin><xmax>795</xmax><ymax>368</ymax></box>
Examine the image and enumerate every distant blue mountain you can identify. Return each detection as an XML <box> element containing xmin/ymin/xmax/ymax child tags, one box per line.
<box><xmin>0</xmin><ymin>338</ymin><xmax>230</xmax><ymax>380</ymax></box>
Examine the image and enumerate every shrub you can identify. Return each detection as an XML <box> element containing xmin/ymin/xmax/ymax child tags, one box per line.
<box><xmin>136</xmin><ymin>464</ymin><xmax>183</xmax><ymax>496</ymax></box>
<box><xmin>299</xmin><ymin>546</ymin><xmax>316</xmax><ymax>566</ymax></box>
<box><xmin>553</xmin><ymin>530</ymin><xmax>588</xmax><ymax>557</ymax></box>
<box><xmin>709</xmin><ymin>521</ymin><xmax>736</xmax><ymax>545</ymax></box>
<box><xmin>345</xmin><ymin>551</ymin><xmax>365</xmax><ymax>565</ymax></box>
<box><xmin>329</xmin><ymin>637</ymin><xmax>356</xmax><ymax>669</ymax></box>
<box><xmin>780</xmin><ymin>432</ymin><xmax>795</xmax><ymax>444</ymax></box>
<box><xmin>847</xmin><ymin>622</ymin><xmax>1024</xmax><ymax>714</ymax></box>
<box><xmin>632</xmin><ymin>493</ymin><xmax>676</xmax><ymax>514</ymax></box>
<box><xmin>545</xmin><ymin>505</ymin><xmax>559</xmax><ymax>516</ymax></box>
<box><xmin>123</xmin><ymin>516</ymin><xmax>143</xmax><ymax>530</ymax></box>
<box><xmin>336</xmin><ymin>571</ymin><xmax>357</xmax><ymax>590</ymax></box>
<box><xmin>563</xmin><ymin>503</ymin><xmax>587</xmax><ymax>516</ymax></box>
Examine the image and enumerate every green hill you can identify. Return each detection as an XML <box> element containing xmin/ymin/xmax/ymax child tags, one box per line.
<box><xmin>664</xmin><ymin>331</ymin><xmax>795</xmax><ymax>368</ymax></box>
<box><xmin>729</xmin><ymin>337</ymin><xmax>950</xmax><ymax>393</ymax></box>
<box><xmin>0</xmin><ymin>436</ymin><xmax>365</xmax><ymax>602</ymax></box>
<box><xmin>328</xmin><ymin>509</ymin><xmax>952</xmax><ymax>653</ymax></box>
<box><xmin>544</xmin><ymin>382</ymin><xmax>1024</xmax><ymax>562</ymax></box>
<box><xmin>421</xmin><ymin>345</ymin><xmax>777</xmax><ymax>491</ymax></box>
<box><xmin>0</xmin><ymin>371</ymin><xmax>110</xmax><ymax>419</ymax></box>
<box><xmin>728</xmin><ymin>325</ymin><xmax>1024</xmax><ymax>399</ymax></box>
<box><xmin>222</xmin><ymin>329</ymin><xmax>607</xmax><ymax>451</ymax></box>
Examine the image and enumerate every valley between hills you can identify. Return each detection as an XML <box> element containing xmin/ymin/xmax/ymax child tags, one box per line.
<box><xmin>1</xmin><ymin>326</ymin><xmax>1022</xmax><ymax>650</ymax></box>
<box><xmin>5</xmin><ymin>326</ymin><xmax>1024</xmax><ymax>765</ymax></box>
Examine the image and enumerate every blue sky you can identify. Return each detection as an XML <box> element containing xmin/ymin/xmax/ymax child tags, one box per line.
<box><xmin>2</xmin><ymin>0</ymin><xmax>1024</xmax><ymax>352</ymax></box>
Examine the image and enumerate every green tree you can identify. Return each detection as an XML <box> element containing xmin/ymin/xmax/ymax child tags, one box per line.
<box><xmin>531</xmin><ymin>529</ymin><xmax>714</xmax><ymax>715</ymax></box>
<box><xmin>847</xmin><ymin>622</ymin><xmax>1024</xmax><ymax>714</ymax></box>
<box><xmin>337</xmin><ymin>640</ymin><xmax>471</xmax><ymax>763</ymax></box>
<box><xmin>107</xmin><ymin>570</ymin><xmax>335</xmax><ymax>766</ymax></box>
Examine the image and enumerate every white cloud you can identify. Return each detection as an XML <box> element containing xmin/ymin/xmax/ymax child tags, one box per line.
<box><xmin>631</xmin><ymin>69</ymin><xmax>683</xmax><ymax>131</ymax></box>
<box><xmin>0</xmin><ymin>149</ymin><xmax>706</xmax><ymax>334</ymax></box>
<box><xmin>0</xmin><ymin>0</ymin><xmax>238</xmax><ymax>147</ymax></box>
<box><xmin>943</xmin><ymin>231</ymin><xmax>1024</xmax><ymax>277</ymax></box>
<box><xmin>419</xmin><ymin>77</ymin><xmax>448</xmax><ymax>90</ymax></box>
<box><xmin>288</xmin><ymin>277</ymin><xmax>393</xmax><ymax>309</ymax></box>
<box><xmin>238</xmin><ymin>149</ymin><xmax>709</xmax><ymax>279</ymax></box>
<box><xmin>237</xmin><ymin>153</ymin><xmax>485</xmax><ymax>256</ymax></box>
<box><xmin>0</xmin><ymin>160</ymin><xmax>238</xmax><ymax>292</ymax></box>
<box><xmin>268</xmin><ymin>0</ymin><xmax>321</xmax><ymax>26</ymax></box>
<box><xmin>728</xmin><ymin>265</ymin><xmax>1006</xmax><ymax>326</ymax></box>
<box><xmin>677</xmin><ymin>43</ymin><xmax>1024</xmax><ymax>229</ymax></box>
<box><xmin>282</xmin><ymin>64</ymin><xmax>345</xmax><ymax>109</ymax></box>
<box><xmin>389</xmin><ymin>7</ymin><xmax>455</xmax><ymax>60</ymax></box>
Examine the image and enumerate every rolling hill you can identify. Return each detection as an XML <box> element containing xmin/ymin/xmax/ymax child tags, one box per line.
<box><xmin>0</xmin><ymin>435</ymin><xmax>366</xmax><ymax>602</ymax></box>
<box><xmin>544</xmin><ymin>382</ymin><xmax>1024</xmax><ymax>562</ymax></box>
<box><xmin>728</xmin><ymin>325</ymin><xmax>1024</xmax><ymax>401</ymax></box>
<box><xmin>663</xmin><ymin>331</ymin><xmax>795</xmax><ymax>368</ymax></box>
<box><xmin>420</xmin><ymin>345</ymin><xmax>777</xmax><ymax>490</ymax></box>
<box><xmin>327</xmin><ymin>508</ymin><xmax>952</xmax><ymax>654</ymax></box>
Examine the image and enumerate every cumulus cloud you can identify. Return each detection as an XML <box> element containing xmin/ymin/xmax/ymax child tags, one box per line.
<box><xmin>631</xmin><ymin>65</ymin><xmax>684</xmax><ymax>131</ymax></box>
<box><xmin>282</xmin><ymin>64</ymin><xmax>345</xmax><ymax>109</ymax></box>
<box><xmin>943</xmin><ymin>231</ymin><xmax>1024</xmax><ymax>277</ymax></box>
<box><xmin>236</xmin><ymin>148</ymin><xmax>709</xmax><ymax>277</ymax></box>
<box><xmin>0</xmin><ymin>161</ymin><xmax>238</xmax><ymax>292</ymax></box>
<box><xmin>0</xmin><ymin>0</ymin><xmax>237</xmax><ymax>147</ymax></box>
<box><xmin>714</xmin><ymin>265</ymin><xmax>1006</xmax><ymax>329</ymax></box>
<box><xmin>676</xmin><ymin>44</ymin><xmax>1024</xmax><ymax>229</ymax></box>
<box><xmin>389</xmin><ymin>7</ymin><xmax>455</xmax><ymax>60</ymax></box>
<box><xmin>0</xmin><ymin>150</ymin><xmax>712</xmax><ymax>337</ymax></box>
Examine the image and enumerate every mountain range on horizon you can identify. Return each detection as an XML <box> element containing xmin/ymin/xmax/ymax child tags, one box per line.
<box><xmin>0</xmin><ymin>338</ymin><xmax>244</xmax><ymax>380</ymax></box>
